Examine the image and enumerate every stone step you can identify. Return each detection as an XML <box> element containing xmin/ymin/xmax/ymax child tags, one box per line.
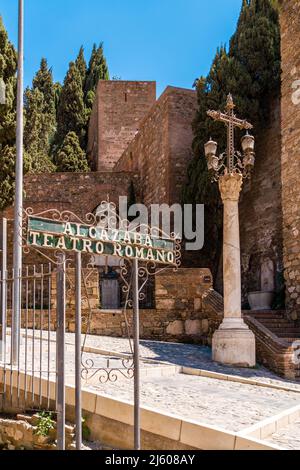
<box><xmin>277</xmin><ymin>333</ymin><xmax>300</xmax><ymax>339</ymax></box>
<box><xmin>244</xmin><ymin>312</ymin><xmax>285</xmax><ymax>320</ymax></box>
<box><xmin>283</xmin><ymin>337</ymin><xmax>300</xmax><ymax>343</ymax></box>
<box><xmin>259</xmin><ymin>321</ymin><xmax>296</xmax><ymax>327</ymax></box>
<box><xmin>269</xmin><ymin>327</ymin><xmax>300</xmax><ymax>334</ymax></box>
<box><xmin>244</xmin><ymin>310</ymin><xmax>286</xmax><ymax>316</ymax></box>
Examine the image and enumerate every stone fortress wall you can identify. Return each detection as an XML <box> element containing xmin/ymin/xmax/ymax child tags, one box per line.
<box><xmin>115</xmin><ymin>86</ymin><xmax>197</xmax><ymax>205</ymax></box>
<box><xmin>239</xmin><ymin>98</ymin><xmax>283</xmax><ymax>305</ymax></box>
<box><xmin>279</xmin><ymin>0</ymin><xmax>300</xmax><ymax>318</ymax></box>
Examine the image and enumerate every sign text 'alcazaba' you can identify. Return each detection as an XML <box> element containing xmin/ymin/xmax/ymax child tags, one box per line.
<box><xmin>26</xmin><ymin>216</ymin><xmax>177</xmax><ymax>266</ymax></box>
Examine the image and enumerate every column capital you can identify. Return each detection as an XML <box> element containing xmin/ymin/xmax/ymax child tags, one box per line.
<box><xmin>219</xmin><ymin>173</ymin><xmax>243</xmax><ymax>202</ymax></box>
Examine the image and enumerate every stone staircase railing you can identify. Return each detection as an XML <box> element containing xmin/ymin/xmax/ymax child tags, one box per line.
<box><xmin>202</xmin><ymin>289</ymin><xmax>300</xmax><ymax>380</ymax></box>
<box><xmin>244</xmin><ymin>315</ymin><xmax>300</xmax><ymax>380</ymax></box>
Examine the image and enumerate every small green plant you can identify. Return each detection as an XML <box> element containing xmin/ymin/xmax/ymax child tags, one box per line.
<box><xmin>82</xmin><ymin>417</ymin><xmax>91</xmax><ymax>441</ymax></box>
<box><xmin>34</xmin><ymin>411</ymin><xmax>55</xmax><ymax>437</ymax></box>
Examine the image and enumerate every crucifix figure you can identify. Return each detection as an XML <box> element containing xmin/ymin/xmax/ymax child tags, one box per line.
<box><xmin>204</xmin><ymin>94</ymin><xmax>256</xmax><ymax>368</ymax></box>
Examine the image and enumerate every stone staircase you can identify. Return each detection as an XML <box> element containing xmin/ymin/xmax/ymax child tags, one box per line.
<box><xmin>245</xmin><ymin>310</ymin><xmax>300</xmax><ymax>341</ymax></box>
<box><xmin>243</xmin><ymin>310</ymin><xmax>300</xmax><ymax>380</ymax></box>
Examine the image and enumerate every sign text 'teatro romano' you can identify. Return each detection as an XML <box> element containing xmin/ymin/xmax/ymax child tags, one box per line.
<box><xmin>26</xmin><ymin>216</ymin><xmax>178</xmax><ymax>266</ymax></box>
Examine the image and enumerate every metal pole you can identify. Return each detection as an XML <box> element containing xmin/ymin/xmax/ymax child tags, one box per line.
<box><xmin>12</xmin><ymin>0</ymin><xmax>24</xmax><ymax>365</ymax></box>
<box><xmin>0</xmin><ymin>218</ymin><xmax>7</xmax><ymax>362</ymax></box>
<box><xmin>132</xmin><ymin>258</ymin><xmax>140</xmax><ymax>450</ymax></box>
<box><xmin>56</xmin><ymin>254</ymin><xmax>66</xmax><ymax>450</ymax></box>
<box><xmin>75</xmin><ymin>252</ymin><xmax>82</xmax><ymax>450</ymax></box>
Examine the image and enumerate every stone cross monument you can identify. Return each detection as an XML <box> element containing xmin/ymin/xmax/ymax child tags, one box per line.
<box><xmin>204</xmin><ymin>94</ymin><xmax>256</xmax><ymax>367</ymax></box>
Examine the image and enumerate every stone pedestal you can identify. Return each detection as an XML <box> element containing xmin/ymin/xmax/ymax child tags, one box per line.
<box><xmin>212</xmin><ymin>173</ymin><xmax>256</xmax><ymax>367</ymax></box>
<box><xmin>212</xmin><ymin>319</ymin><xmax>256</xmax><ymax>367</ymax></box>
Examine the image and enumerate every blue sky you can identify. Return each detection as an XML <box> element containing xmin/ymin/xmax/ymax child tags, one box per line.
<box><xmin>0</xmin><ymin>0</ymin><xmax>242</xmax><ymax>96</ymax></box>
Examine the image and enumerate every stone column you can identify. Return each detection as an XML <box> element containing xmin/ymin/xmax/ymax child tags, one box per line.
<box><xmin>212</xmin><ymin>173</ymin><xmax>256</xmax><ymax>367</ymax></box>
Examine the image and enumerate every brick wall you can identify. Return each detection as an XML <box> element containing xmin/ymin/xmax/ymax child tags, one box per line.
<box><xmin>280</xmin><ymin>0</ymin><xmax>300</xmax><ymax>318</ymax></box>
<box><xmin>240</xmin><ymin>98</ymin><xmax>283</xmax><ymax>304</ymax></box>
<box><xmin>115</xmin><ymin>87</ymin><xmax>197</xmax><ymax>205</ymax></box>
<box><xmin>87</xmin><ymin>81</ymin><xmax>156</xmax><ymax>171</ymax></box>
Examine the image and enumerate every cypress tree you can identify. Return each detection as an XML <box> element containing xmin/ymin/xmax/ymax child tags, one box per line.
<box><xmin>75</xmin><ymin>46</ymin><xmax>87</xmax><ymax>85</ymax></box>
<box><xmin>0</xmin><ymin>145</ymin><xmax>32</xmax><ymax>210</ymax></box>
<box><xmin>32</xmin><ymin>58</ymin><xmax>56</xmax><ymax>119</ymax></box>
<box><xmin>85</xmin><ymin>43</ymin><xmax>109</xmax><ymax>108</ymax></box>
<box><xmin>0</xmin><ymin>17</ymin><xmax>32</xmax><ymax>209</ymax></box>
<box><xmin>24</xmin><ymin>58</ymin><xmax>56</xmax><ymax>170</ymax></box>
<box><xmin>55</xmin><ymin>62</ymin><xmax>86</xmax><ymax>148</ymax></box>
<box><xmin>54</xmin><ymin>82</ymin><xmax>62</xmax><ymax>116</ymax></box>
<box><xmin>24</xmin><ymin>87</ymin><xmax>55</xmax><ymax>172</ymax></box>
<box><xmin>56</xmin><ymin>131</ymin><xmax>89</xmax><ymax>172</ymax></box>
<box><xmin>0</xmin><ymin>15</ymin><xmax>17</xmax><ymax>148</ymax></box>
<box><xmin>183</xmin><ymin>0</ymin><xmax>280</xmax><ymax>277</ymax></box>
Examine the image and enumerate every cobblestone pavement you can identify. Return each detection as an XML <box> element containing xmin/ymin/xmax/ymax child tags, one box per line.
<box><xmin>79</xmin><ymin>334</ymin><xmax>300</xmax><ymax>390</ymax></box>
<box><xmin>267</xmin><ymin>421</ymin><xmax>300</xmax><ymax>450</ymax></box>
<box><xmin>87</xmin><ymin>373</ymin><xmax>300</xmax><ymax>433</ymax></box>
<box><xmin>3</xmin><ymin>331</ymin><xmax>300</xmax><ymax>441</ymax></box>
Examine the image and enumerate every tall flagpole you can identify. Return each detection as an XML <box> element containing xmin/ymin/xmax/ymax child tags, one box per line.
<box><xmin>12</xmin><ymin>0</ymin><xmax>24</xmax><ymax>364</ymax></box>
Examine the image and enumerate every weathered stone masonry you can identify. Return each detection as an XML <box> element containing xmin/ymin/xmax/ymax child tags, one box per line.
<box><xmin>280</xmin><ymin>0</ymin><xmax>300</xmax><ymax>318</ymax></box>
<box><xmin>88</xmin><ymin>81</ymin><xmax>156</xmax><ymax>171</ymax></box>
<box><xmin>240</xmin><ymin>98</ymin><xmax>283</xmax><ymax>304</ymax></box>
<box><xmin>5</xmin><ymin>268</ymin><xmax>216</xmax><ymax>345</ymax></box>
<box><xmin>115</xmin><ymin>86</ymin><xmax>197</xmax><ymax>205</ymax></box>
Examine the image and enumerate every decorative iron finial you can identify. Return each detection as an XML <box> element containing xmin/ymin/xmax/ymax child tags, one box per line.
<box><xmin>205</xmin><ymin>92</ymin><xmax>255</xmax><ymax>180</ymax></box>
<box><xmin>226</xmin><ymin>93</ymin><xmax>235</xmax><ymax>110</ymax></box>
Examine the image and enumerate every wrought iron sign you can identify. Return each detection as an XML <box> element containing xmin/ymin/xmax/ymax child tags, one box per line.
<box><xmin>21</xmin><ymin>201</ymin><xmax>182</xmax><ymax>451</ymax></box>
<box><xmin>25</xmin><ymin>213</ymin><xmax>180</xmax><ymax>267</ymax></box>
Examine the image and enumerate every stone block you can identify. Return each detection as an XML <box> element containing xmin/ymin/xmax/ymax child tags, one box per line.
<box><xmin>194</xmin><ymin>298</ymin><xmax>201</xmax><ymax>311</ymax></box>
<box><xmin>234</xmin><ymin>436</ymin><xmax>280</xmax><ymax>451</ymax></box>
<box><xmin>166</xmin><ymin>320</ymin><xmax>184</xmax><ymax>336</ymax></box>
<box><xmin>202</xmin><ymin>319</ymin><xmax>209</xmax><ymax>333</ymax></box>
<box><xmin>82</xmin><ymin>389</ymin><xmax>97</xmax><ymax>413</ymax></box>
<box><xmin>141</xmin><ymin>408</ymin><xmax>182</xmax><ymax>441</ymax></box>
<box><xmin>95</xmin><ymin>395</ymin><xmax>133</xmax><ymax>426</ymax></box>
<box><xmin>185</xmin><ymin>319</ymin><xmax>201</xmax><ymax>336</ymax></box>
<box><xmin>180</xmin><ymin>421</ymin><xmax>236</xmax><ymax>450</ymax></box>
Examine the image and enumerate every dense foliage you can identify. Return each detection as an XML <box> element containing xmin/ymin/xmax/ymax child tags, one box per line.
<box><xmin>183</xmin><ymin>0</ymin><xmax>281</xmax><ymax>278</ymax></box>
<box><xmin>56</xmin><ymin>131</ymin><xmax>89</xmax><ymax>173</ymax></box>
<box><xmin>0</xmin><ymin>16</ymin><xmax>32</xmax><ymax>209</ymax></box>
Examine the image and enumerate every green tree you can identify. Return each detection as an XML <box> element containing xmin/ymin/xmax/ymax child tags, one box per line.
<box><xmin>0</xmin><ymin>145</ymin><xmax>32</xmax><ymax>210</ymax></box>
<box><xmin>183</xmin><ymin>0</ymin><xmax>280</xmax><ymax>279</ymax></box>
<box><xmin>24</xmin><ymin>87</ymin><xmax>55</xmax><ymax>173</ymax></box>
<box><xmin>56</xmin><ymin>131</ymin><xmax>89</xmax><ymax>172</ymax></box>
<box><xmin>85</xmin><ymin>43</ymin><xmax>109</xmax><ymax>108</ymax></box>
<box><xmin>0</xmin><ymin>15</ymin><xmax>17</xmax><ymax>148</ymax></box>
<box><xmin>24</xmin><ymin>59</ymin><xmax>57</xmax><ymax>171</ymax></box>
<box><xmin>75</xmin><ymin>46</ymin><xmax>87</xmax><ymax>85</ymax></box>
<box><xmin>32</xmin><ymin>58</ymin><xmax>56</xmax><ymax>120</ymax></box>
<box><xmin>0</xmin><ymin>17</ymin><xmax>31</xmax><ymax>210</ymax></box>
<box><xmin>55</xmin><ymin>62</ymin><xmax>86</xmax><ymax>148</ymax></box>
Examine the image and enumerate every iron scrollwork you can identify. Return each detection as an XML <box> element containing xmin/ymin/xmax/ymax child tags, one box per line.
<box><xmin>21</xmin><ymin>199</ymin><xmax>182</xmax><ymax>385</ymax></box>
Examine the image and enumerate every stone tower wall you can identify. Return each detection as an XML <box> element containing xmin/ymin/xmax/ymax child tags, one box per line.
<box><xmin>87</xmin><ymin>81</ymin><xmax>156</xmax><ymax>170</ymax></box>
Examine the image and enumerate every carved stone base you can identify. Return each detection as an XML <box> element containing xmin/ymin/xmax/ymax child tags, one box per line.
<box><xmin>212</xmin><ymin>321</ymin><xmax>256</xmax><ymax>368</ymax></box>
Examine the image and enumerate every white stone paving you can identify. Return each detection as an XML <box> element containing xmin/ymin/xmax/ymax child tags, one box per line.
<box><xmin>2</xmin><ymin>331</ymin><xmax>300</xmax><ymax>443</ymax></box>
<box><xmin>267</xmin><ymin>421</ymin><xmax>300</xmax><ymax>450</ymax></box>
